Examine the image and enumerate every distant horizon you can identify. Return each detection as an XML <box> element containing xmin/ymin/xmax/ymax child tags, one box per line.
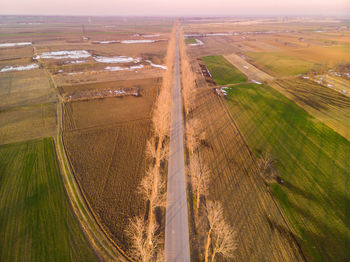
<box><xmin>0</xmin><ymin>14</ymin><xmax>350</xmax><ymax>19</ymax></box>
<box><xmin>0</xmin><ymin>0</ymin><xmax>349</xmax><ymax>17</ymax></box>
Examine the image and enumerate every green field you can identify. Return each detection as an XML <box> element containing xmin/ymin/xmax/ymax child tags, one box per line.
<box><xmin>224</xmin><ymin>83</ymin><xmax>350</xmax><ymax>262</ymax></box>
<box><xmin>185</xmin><ymin>37</ymin><xmax>197</xmax><ymax>44</ymax></box>
<box><xmin>246</xmin><ymin>51</ymin><xmax>317</xmax><ymax>76</ymax></box>
<box><xmin>202</xmin><ymin>55</ymin><xmax>247</xmax><ymax>85</ymax></box>
<box><xmin>0</xmin><ymin>138</ymin><xmax>98</xmax><ymax>262</ymax></box>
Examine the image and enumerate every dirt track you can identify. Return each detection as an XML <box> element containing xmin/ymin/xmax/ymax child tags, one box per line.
<box><xmin>224</xmin><ymin>53</ymin><xmax>273</xmax><ymax>82</ymax></box>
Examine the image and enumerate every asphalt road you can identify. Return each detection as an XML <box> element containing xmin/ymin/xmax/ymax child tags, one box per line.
<box><xmin>164</xmin><ymin>29</ymin><xmax>191</xmax><ymax>262</ymax></box>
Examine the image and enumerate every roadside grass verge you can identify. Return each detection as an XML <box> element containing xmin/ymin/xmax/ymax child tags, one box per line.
<box><xmin>202</xmin><ymin>55</ymin><xmax>247</xmax><ymax>85</ymax></box>
<box><xmin>224</xmin><ymin>83</ymin><xmax>350</xmax><ymax>262</ymax></box>
<box><xmin>0</xmin><ymin>138</ymin><xmax>98</xmax><ymax>262</ymax></box>
<box><xmin>245</xmin><ymin>51</ymin><xmax>317</xmax><ymax>76</ymax></box>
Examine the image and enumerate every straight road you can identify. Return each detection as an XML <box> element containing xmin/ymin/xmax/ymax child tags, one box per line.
<box><xmin>164</xmin><ymin>28</ymin><xmax>191</xmax><ymax>261</ymax></box>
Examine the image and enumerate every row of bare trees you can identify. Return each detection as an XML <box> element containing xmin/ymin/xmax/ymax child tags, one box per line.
<box><xmin>125</xmin><ymin>25</ymin><xmax>176</xmax><ymax>262</ymax></box>
<box><xmin>179</xmin><ymin>27</ymin><xmax>237</xmax><ymax>262</ymax></box>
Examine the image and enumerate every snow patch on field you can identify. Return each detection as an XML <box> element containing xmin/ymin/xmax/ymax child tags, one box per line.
<box><xmin>143</xmin><ymin>34</ymin><xmax>161</xmax><ymax>37</ymax></box>
<box><xmin>185</xmin><ymin>33</ymin><xmax>232</xmax><ymax>37</ymax></box>
<box><xmin>1</xmin><ymin>64</ymin><xmax>38</xmax><ymax>72</ymax></box>
<box><xmin>37</xmin><ymin>50</ymin><xmax>91</xmax><ymax>59</ymax></box>
<box><xmin>146</xmin><ymin>60</ymin><xmax>167</xmax><ymax>70</ymax></box>
<box><xmin>121</xmin><ymin>40</ymin><xmax>156</xmax><ymax>44</ymax></box>
<box><xmin>93</xmin><ymin>55</ymin><xmax>140</xmax><ymax>63</ymax></box>
<box><xmin>93</xmin><ymin>40</ymin><xmax>120</xmax><ymax>44</ymax></box>
<box><xmin>67</xmin><ymin>60</ymin><xmax>86</xmax><ymax>64</ymax></box>
<box><xmin>0</xmin><ymin>42</ymin><xmax>32</xmax><ymax>48</ymax></box>
<box><xmin>105</xmin><ymin>64</ymin><xmax>144</xmax><ymax>71</ymax></box>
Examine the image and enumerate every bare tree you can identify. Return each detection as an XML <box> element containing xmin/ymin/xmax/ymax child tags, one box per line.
<box><xmin>188</xmin><ymin>155</ymin><xmax>210</xmax><ymax>209</ymax></box>
<box><xmin>258</xmin><ymin>152</ymin><xmax>276</xmax><ymax>181</ymax></box>
<box><xmin>186</xmin><ymin>118</ymin><xmax>205</xmax><ymax>155</ymax></box>
<box><xmin>179</xmin><ymin>28</ymin><xmax>197</xmax><ymax>116</ymax></box>
<box><xmin>125</xmin><ymin>216</ymin><xmax>153</xmax><ymax>262</ymax></box>
<box><xmin>204</xmin><ymin>201</ymin><xmax>237</xmax><ymax>262</ymax></box>
<box><xmin>127</xmin><ymin>25</ymin><xmax>175</xmax><ymax>262</ymax></box>
<box><xmin>145</xmin><ymin>138</ymin><xmax>157</xmax><ymax>160</ymax></box>
<box><xmin>139</xmin><ymin>167</ymin><xmax>154</xmax><ymax>201</ymax></box>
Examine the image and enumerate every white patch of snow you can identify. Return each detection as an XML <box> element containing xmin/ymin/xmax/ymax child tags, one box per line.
<box><xmin>38</xmin><ymin>50</ymin><xmax>91</xmax><ymax>59</ymax></box>
<box><xmin>189</xmin><ymin>39</ymin><xmax>204</xmax><ymax>46</ymax></box>
<box><xmin>114</xmin><ymin>90</ymin><xmax>126</xmax><ymax>95</ymax></box>
<box><xmin>69</xmin><ymin>60</ymin><xmax>86</xmax><ymax>64</ymax></box>
<box><xmin>66</xmin><ymin>72</ymin><xmax>84</xmax><ymax>75</ymax></box>
<box><xmin>105</xmin><ymin>64</ymin><xmax>144</xmax><ymax>71</ymax></box>
<box><xmin>129</xmin><ymin>65</ymin><xmax>144</xmax><ymax>70</ymax></box>
<box><xmin>93</xmin><ymin>40</ymin><xmax>120</xmax><ymax>44</ymax></box>
<box><xmin>121</xmin><ymin>40</ymin><xmax>156</xmax><ymax>44</ymax></box>
<box><xmin>146</xmin><ymin>60</ymin><xmax>167</xmax><ymax>70</ymax></box>
<box><xmin>1</xmin><ymin>63</ymin><xmax>38</xmax><ymax>72</ymax></box>
<box><xmin>94</xmin><ymin>55</ymin><xmax>140</xmax><ymax>64</ymax></box>
<box><xmin>105</xmin><ymin>66</ymin><xmax>126</xmax><ymax>71</ymax></box>
<box><xmin>185</xmin><ymin>33</ymin><xmax>232</xmax><ymax>37</ymax></box>
<box><xmin>143</xmin><ymin>34</ymin><xmax>161</xmax><ymax>37</ymax></box>
<box><xmin>0</xmin><ymin>42</ymin><xmax>32</xmax><ymax>48</ymax></box>
<box><xmin>252</xmin><ymin>80</ymin><xmax>262</xmax><ymax>85</ymax></box>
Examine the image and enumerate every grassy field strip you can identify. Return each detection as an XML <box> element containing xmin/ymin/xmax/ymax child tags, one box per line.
<box><xmin>224</xmin><ymin>83</ymin><xmax>350</xmax><ymax>262</ymax></box>
<box><xmin>55</xmin><ymin>88</ymin><xmax>131</xmax><ymax>261</ymax></box>
<box><xmin>191</xmin><ymin>87</ymin><xmax>305</xmax><ymax>261</ymax></box>
<box><xmin>245</xmin><ymin>51</ymin><xmax>317</xmax><ymax>76</ymax></box>
<box><xmin>0</xmin><ymin>138</ymin><xmax>98</xmax><ymax>262</ymax></box>
<box><xmin>269</xmin><ymin>79</ymin><xmax>350</xmax><ymax>141</ymax></box>
<box><xmin>202</xmin><ymin>55</ymin><xmax>247</xmax><ymax>85</ymax></box>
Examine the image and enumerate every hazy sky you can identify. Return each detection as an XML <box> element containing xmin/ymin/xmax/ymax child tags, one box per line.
<box><xmin>1</xmin><ymin>0</ymin><xmax>349</xmax><ymax>16</ymax></box>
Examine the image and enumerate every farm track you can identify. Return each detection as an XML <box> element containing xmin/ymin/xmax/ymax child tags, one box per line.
<box><xmin>224</xmin><ymin>53</ymin><xmax>273</xmax><ymax>82</ymax></box>
<box><xmin>50</xmin><ymin>66</ymin><xmax>132</xmax><ymax>261</ymax></box>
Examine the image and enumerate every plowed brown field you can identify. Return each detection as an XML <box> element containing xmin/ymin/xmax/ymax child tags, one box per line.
<box><xmin>62</xmin><ymin>77</ymin><xmax>161</xmax><ymax>253</ymax></box>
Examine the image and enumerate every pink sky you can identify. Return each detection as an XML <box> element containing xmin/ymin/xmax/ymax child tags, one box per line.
<box><xmin>1</xmin><ymin>0</ymin><xmax>349</xmax><ymax>16</ymax></box>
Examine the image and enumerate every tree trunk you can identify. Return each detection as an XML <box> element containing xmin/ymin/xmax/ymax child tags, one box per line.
<box><xmin>211</xmin><ymin>248</ymin><xmax>217</xmax><ymax>262</ymax></box>
<box><xmin>205</xmin><ymin>229</ymin><xmax>212</xmax><ymax>262</ymax></box>
<box><xmin>196</xmin><ymin>184</ymin><xmax>200</xmax><ymax>209</ymax></box>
